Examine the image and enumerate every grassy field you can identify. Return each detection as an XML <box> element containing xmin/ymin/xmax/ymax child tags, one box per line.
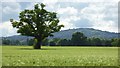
<box><xmin>1</xmin><ymin>46</ymin><xmax>118</xmax><ymax>66</ymax></box>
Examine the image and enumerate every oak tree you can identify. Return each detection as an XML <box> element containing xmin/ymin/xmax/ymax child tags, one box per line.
<box><xmin>10</xmin><ymin>3</ymin><xmax>64</xmax><ymax>49</ymax></box>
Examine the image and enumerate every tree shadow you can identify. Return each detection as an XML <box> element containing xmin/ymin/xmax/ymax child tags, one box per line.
<box><xmin>19</xmin><ymin>48</ymin><xmax>34</xmax><ymax>50</ymax></box>
<box><xmin>19</xmin><ymin>48</ymin><xmax>57</xmax><ymax>50</ymax></box>
<box><xmin>41</xmin><ymin>48</ymin><xmax>57</xmax><ymax>50</ymax></box>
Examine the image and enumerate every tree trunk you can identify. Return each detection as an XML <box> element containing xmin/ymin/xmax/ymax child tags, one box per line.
<box><xmin>34</xmin><ymin>39</ymin><xmax>42</xmax><ymax>49</ymax></box>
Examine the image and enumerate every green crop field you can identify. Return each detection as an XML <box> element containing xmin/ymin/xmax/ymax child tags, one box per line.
<box><xmin>1</xmin><ymin>46</ymin><xmax>119</xmax><ymax>66</ymax></box>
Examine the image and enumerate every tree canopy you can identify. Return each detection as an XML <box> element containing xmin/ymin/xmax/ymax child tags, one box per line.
<box><xmin>71</xmin><ymin>32</ymin><xmax>87</xmax><ymax>45</ymax></box>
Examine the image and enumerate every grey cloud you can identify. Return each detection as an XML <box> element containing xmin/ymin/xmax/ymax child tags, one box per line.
<box><xmin>2</xmin><ymin>2</ymin><xmax>21</xmax><ymax>22</ymax></box>
<box><xmin>72</xmin><ymin>18</ymin><xmax>93</xmax><ymax>28</ymax></box>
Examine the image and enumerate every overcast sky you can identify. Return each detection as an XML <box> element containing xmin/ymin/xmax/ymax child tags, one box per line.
<box><xmin>0</xmin><ymin>0</ymin><xmax>119</xmax><ymax>37</ymax></box>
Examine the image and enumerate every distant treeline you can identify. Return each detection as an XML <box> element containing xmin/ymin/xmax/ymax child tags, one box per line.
<box><xmin>2</xmin><ymin>32</ymin><xmax>120</xmax><ymax>47</ymax></box>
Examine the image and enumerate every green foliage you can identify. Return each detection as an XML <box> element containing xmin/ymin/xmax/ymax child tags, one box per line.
<box><xmin>49</xmin><ymin>41</ymin><xmax>56</xmax><ymax>46</ymax></box>
<box><xmin>57</xmin><ymin>39</ymin><xmax>69</xmax><ymax>46</ymax></box>
<box><xmin>10</xmin><ymin>3</ymin><xmax>64</xmax><ymax>49</ymax></box>
<box><xmin>2</xmin><ymin>32</ymin><xmax>119</xmax><ymax>47</ymax></box>
<box><xmin>27</xmin><ymin>39</ymin><xmax>34</xmax><ymax>46</ymax></box>
<box><xmin>71</xmin><ymin>32</ymin><xmax>87</xmax><ymax>45</ymax></box>
<box><xmin>111</xmin><ymin>38</ymin><xmax>120</xmax><ymax>46</ymax></box>
<box><xmin>2</xmin><ymin>38</ymin><xmax>10</xmax><ymax>45</ymax></box>
<box><xmin>2</xmin><ymin>46</ymin><xmax>118</xmax><ymax>66</ymax></box>
<box><xmin>42</xmin><ymin>38</ymin><xmax>49</xmax><ymax>46</ymax></box>
<box><xmin>11</xmin><ymin>3</ymin><xmax>64</xmax><ymax>37</ymax></box>
<box><xmin>89</xmin><ymin>38</ymin><xmax>102</xmax><ymax>46</ymax></box>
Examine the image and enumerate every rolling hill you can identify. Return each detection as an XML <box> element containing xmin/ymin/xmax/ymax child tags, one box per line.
<box><xmin>2</xmin><ymin>28</ymin><xmax>119</xmax><ymax>42</ymax></box>
<box><xmin>48</xmin><ymin>28</ymin><xmax>119</xmax><ymax>39</ymax></box>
